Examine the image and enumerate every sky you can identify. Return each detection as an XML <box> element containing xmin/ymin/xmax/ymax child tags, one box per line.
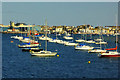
<box><xmin>1</xmin><ymin>0</ymin><xmax>120</xmax><ymax>2</ymax></box>
<box><xmin>2</xmin><ymin>2</ymin><xmax>118</xmax><ymax>27</ymax></box>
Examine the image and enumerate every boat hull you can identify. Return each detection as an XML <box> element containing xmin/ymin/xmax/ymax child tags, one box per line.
<box><xmin>31</xmin><ymin>53</ymin><xmax>57</xmax><ymax>57</ymax></box>
<box><xmin>22</xmin><ymin>48</ymin><xmax>43</xmax><ymax>52</ymax></box>
<box><xmin>100</xmin><ymin>55</ymin><xmax>120</xmax><ymax>57</ymax></box>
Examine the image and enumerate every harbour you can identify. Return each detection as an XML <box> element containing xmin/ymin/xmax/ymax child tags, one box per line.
<box><xmin>1</xmin><ymin>2</ymin><xmax>120</xmax><ymax>79</ymax></box>
<box><xmin>2</xmin><ymin>33</ymin><xmax>120</xmax><ymax>78</ymax></box>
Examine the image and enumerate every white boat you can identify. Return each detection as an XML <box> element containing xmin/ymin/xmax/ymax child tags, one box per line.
<box><xmin>88</xmin><ymin>28</ymin><xmax>107</xmax><ymax>53</ymax></box>
<box><xmin>31</xmin><ymin>51</ymin><xmax>57</xmax><ymax>57</ymax></box>
<box><xmin>85</xmin><ymin>40</ymin><xmax>95</xmax><ymax>43</ymax></box>
<box><xmin>88</xmin><ymin>49</ymin><xmax>107</xmax><ymax>53</ymax></box>
<box><xmin>99</xmin><ymin>15</ymin><xmax>120</xmax><ymax>58</ymax></box>
<box><xmin>94</xmin><ymin>39</ymin><xmax>102</xmax><ymax>41</ymax></box>
<box><xmin>20</xmin><ymin>39</ymin><xmax>38</xmax><ymax>43</ymax></box>
<box><xmin>11</xmin><ymin>35</ymin><xmax>23</xmax><ymax>40</ymax></box>
<box><xmin>99</xmin><ymin>51</ymin><xmax>120</xmax><ymax>57</ymax></box>
<box><xmin>31</xmin><ymin>19</ymin><xmax>57</xmax><ymax>57</ymax></box>
<box><xmin>57</xmin><ymin>33</ymin><xmax>61</xmax><ymax>36</ymax></box>
<box><xmin>95</xmin><ymin>41</ymin><xmax>107</xmax><ymax>44</ymax></box>
<box><xmin>39</xmin><ymin>36</ymin><xmax>52</xmax><ymax>41</ymax></box>
<box><xmin>63</xmin><ymin>36</ymin><xmax>73</xmax><ymax>40</ymax></box>
<box><xmin>22</xmin><ymin>47</ymin><xmax>43</xmax><ymax>52</ymax></box>
<box><xmin>48</xmin><ymin>39</ymin><xmax>62</xmax><ymax>43</ymax></box>
<box><xmin>48</xmin><ymin>39</ymin><xmax>57</xmax><ymax>43</ymax></box>
<box><xmin>64</xmin><ymin>42</ymin><xmax>78</xmax><ymax>46</ymax></box>
<box><xmin>75</xmin><ymin>45</ymin><xmax>94</xmax><ymax>50</ymax></box>
<box><xmin>75</xmin><ymin>39</ymin><xmax>85</xmax><ymax>42</ymax></box>
<box><xmin>56</xmin><ymin>40</ymin><xmax>66</xmax><ymax>44</ymax></box>
<box><xmin>18</xmin><ymin>44</ymin><xmax>39</xmax><ymax>48</ymax></box>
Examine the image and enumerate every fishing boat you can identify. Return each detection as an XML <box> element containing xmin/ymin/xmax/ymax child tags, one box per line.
<box><xmin>99</xmin><ymin>15</ymin><xmax>120</xmax><ymax>57</ymax></box>
<box><xmin>31</xmin><ymin>19</ymin><xmax>57</xmax><ymax>57</ymax></box>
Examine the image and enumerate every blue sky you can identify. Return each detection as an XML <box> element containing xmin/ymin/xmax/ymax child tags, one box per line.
<box><xmin>2</xmin><ymin>2</ymin><xmax>118</xmax><ymax>27</ymax></box>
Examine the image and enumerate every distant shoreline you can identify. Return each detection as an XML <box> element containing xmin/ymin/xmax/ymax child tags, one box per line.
<box><xmin>0</xmin><ymin>31</ymin><xmax>118</xmax><ymax>35</ymax></box>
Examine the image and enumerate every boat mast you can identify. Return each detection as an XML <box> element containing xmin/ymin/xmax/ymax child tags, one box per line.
<box><xmin>116</xmin><ymin>14</ymin><xmax>118</xmax><ymax>52</ymax></box>
<box><xmin>56</xmin><ymin>26</ymin><xmax>57</xmax><ymax>39</ymax></box>
<box><xmin>29</xmin><ymin>26</ymin><xmax>31</xmax><ymax>40</ymax></box>
<box><xmin>45</xmin><ymin>19</ymin><xmax>47</xmax><ymax>51</ymax></box>
<box><xmin>100</xmin><ymin>26</ymin><xmax>102</xmax><ymax>50</ymax></box>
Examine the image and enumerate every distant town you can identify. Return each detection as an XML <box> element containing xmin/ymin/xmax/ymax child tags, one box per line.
<box><xmin>0</xmin><ymin>21</ymin><xmax>120</xmax><ymax>35</ymax></box>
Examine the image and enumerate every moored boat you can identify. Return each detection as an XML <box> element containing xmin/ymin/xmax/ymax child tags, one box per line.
<box><xmin>22</xmin><ymin>47</ymin><xmax>43</xmax><ymax>52</ymax></box>
<box><xmin>31</xmin><ymin>51</ymin><xmax>57</xmax><ymax>57</ymax></box>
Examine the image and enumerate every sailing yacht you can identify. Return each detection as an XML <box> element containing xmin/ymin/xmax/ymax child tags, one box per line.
<box><xmin>11</xmin><ymin>26</ymin><xmax>23</xmax><ymax>40</ymax></box>
<box><xmin>63</xmin><ymin>36</ymin><xmax>73</xmax><ymax>40</ymax></box>
<box><xmin>75</xmin><ymin>44</ymin><xmax>94</xmax><ymax>50</ymax></box>
<box><xmin>85</xmin><ymin>34</ymin><xmax>95</xmax><ymax>43</ymax></box>
<box><xmin>39</xmin><ymin>35</ymin><xmax>52</xmax><ymax>41</ymax></box>
<box><xmin>48</xmin><ymin>28</ymin><xmax>61</xmax><ymax>43</ymax></box>
<box><xmin>85</xmin><ymin>39</ymin><xmax>95</xmax><ymax>43</ymax></box>
<box><xmin>95</xmin><ymin>41</ymin><xmax>107</xmax><ymax>44</ymax></box>
<box><xmin>75</xmin><ymin>34</ymin><xmax>85</xmax><ymax>42</ymax></box>
<box><xmin>75</xmin><ymin>39</ymin><xmax>85</xmax><ymax>42</ymax></box>
<box><xmin>88</xmin><ymin>29</ymin><xmax>107</xmax><ymax>53</ymax></box>
<box><xmin>99</xmin><ymin>15</ymin><xmax>120</xmax><ymax>57</ymax></box>
<box><xmin>22</xmin><ymin>47</ymin><xmax>43</xmax><ymax>52</ymax></box>
<box><xmin>18</xmin><ymin>42</ymin><xmax>39</xmax><ymax>48</ymax></box>
<box><xmin>31</xmin><ymin>19</ymin><xmax>57</xmax><ymax>57</ymax></box>
<box><xmin>18</xmin><ymin>26</ymin><xmax>40</xmax><ymax>48</ymax></box>
<box><xmin>63</xmin><ymin>32</ymin><xmax>73</xmax><ymax>40</ymax></box>
<box><xmin>95</xmin><ymin>31</ymin><xmax>107</xmax><ymax>44</ymax></box>
<box><xmin>11</xmin><ymin>35</ymin><xmax>23</xmax><ymax>40</ymax></box>
<box><xmin>75</xmin><ymin>25</ymin><xmax>94</xmax><ymax>50</ymax></box>
<box><xmin>64</xmin><ymin>41</ymin><xmax>78</xmax><ymax>46</ymax></box>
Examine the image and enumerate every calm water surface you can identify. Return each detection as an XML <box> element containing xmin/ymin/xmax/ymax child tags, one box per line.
<box><xmin>2</xmin><ymin>33</ymin><xmax>120</xmax><ymax>78</ymax></box>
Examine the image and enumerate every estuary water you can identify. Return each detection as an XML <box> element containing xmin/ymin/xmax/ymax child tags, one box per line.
<box><xmin>2</xmin><ymin>33</ymin><xmax>120</xmax><ymax>78</ymax></box>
